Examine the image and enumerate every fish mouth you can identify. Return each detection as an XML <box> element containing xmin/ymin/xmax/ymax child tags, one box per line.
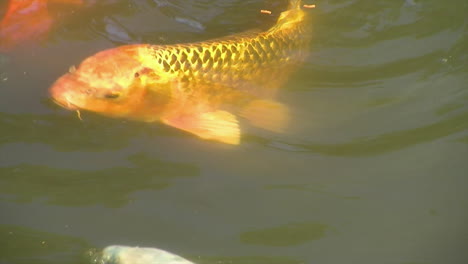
<box><xmin>51</xmin><ymin>97</ymin><xmax>78</xmax><ymax>110</ymax></box>
<box><xmin>49</xmin><ymin>73</ymin><xmax>84</xmax><ymax>111</ymax></box>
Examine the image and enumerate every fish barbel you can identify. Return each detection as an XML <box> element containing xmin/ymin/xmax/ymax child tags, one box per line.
<box><xmin>50</xmin><ymin>0</ymin><xmax>312</xmax><ymax>144</ymax></box>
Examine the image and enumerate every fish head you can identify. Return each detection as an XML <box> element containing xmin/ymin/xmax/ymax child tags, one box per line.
<box><xmin>50</xmin><ymin>45</ymin><xmax>172</xmax><ymax>121</ymax></box>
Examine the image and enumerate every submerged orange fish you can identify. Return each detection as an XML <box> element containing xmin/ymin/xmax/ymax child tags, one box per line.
<box><xmin>50</xmin><ymin>0</ymin><xmax>312</xmax><ymax>144</ymax></box>
<box><xmin>0</xmin><ymin>0</ymin><xmax>84</xmax><ymax>51</ymax></box>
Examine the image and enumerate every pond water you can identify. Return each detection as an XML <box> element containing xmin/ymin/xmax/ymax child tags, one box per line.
<box><xmin>1</xmin><ymin>0</ymin><xmax>467</xmax><ymax>263</ymax></box>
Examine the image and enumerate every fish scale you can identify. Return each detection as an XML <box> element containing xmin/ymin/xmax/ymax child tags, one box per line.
<box><xmin>147</xmin><ymin>20</ymin><xmax>309</xmax><ymax>102</ymax></box>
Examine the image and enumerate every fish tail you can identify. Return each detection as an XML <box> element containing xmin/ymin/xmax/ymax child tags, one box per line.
<box><xmin>288</xmin><ymin>0</ymin><xmax>302</xmax><ymax>9</ymax></box>
<box><xmin>271</xmin><ymin>0</ymin><xmax>306</xmax><ymax>32</ymax></box>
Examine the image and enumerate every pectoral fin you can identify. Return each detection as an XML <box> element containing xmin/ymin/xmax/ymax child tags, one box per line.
<box><xmin>240</xmin><ymin>99</ymin><xmax>289</xmax><ymax>133</ymax></box>
<box><xmin>162</xmin><ymin>110</ymin><xmax>240</xmax><ymax>145</ymax></box>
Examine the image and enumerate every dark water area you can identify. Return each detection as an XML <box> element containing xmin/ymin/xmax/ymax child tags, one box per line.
<box><xmin>0</xmin><ymin>0</ymin><xmax>467</xmax><ymax>263</ymax></box>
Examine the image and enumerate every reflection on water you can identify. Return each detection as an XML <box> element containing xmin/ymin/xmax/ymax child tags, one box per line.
<box><xmin>0</xmin><ymin>224</ymin><xmax>89</xmax><ymax>264</ymax></box>
<box><xmin>240</xmin><ymin>222</ymin><xmax>328</xmax><ymax>246</ymax></box>
<box><xmin>0</xmin><ymin>153</ymin><xmax>198</xmax><ymax>207</ymax></box>
<box><xmin>196</xmin><ymin>256</ymin><xmax>302</xmax><ymax>264</ymax></box>
<box><xmin>270</xmin><ymin>110</ymin><xmax>468</xmax><ymax>156</ymax></box>
<box><xmin>0</xmin><ymin>112</ymin><xmax>139</xmax><ymax>151</ymax></box>
<box><xmin>0</xmin><ymin>0</ymin><xmax>467</xmax><ymax>263</ymax></box>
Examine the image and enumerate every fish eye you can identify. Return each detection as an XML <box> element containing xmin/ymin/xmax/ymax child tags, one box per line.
<box><xmin>104</xmin><ymin>92</ymin><xmax>120</xmax><ymax>99</ymax></box>
<box><xmin>134</xmin><ymin>72</ymin><xmax>140</xmax><ymax>78</ymax></box>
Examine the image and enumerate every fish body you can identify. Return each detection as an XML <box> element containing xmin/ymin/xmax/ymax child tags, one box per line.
<box><xmin>0</xmin><ymin>0</ymin><xmax>84</xmax><ymax>51</ymax></box>
<box><xmin>50</xmin><ymin>0</ymin><xmax>311</xmax><ymax>144</ymax></box>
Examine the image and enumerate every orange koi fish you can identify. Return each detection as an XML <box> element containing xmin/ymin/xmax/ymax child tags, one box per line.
<box><xmin>0</xmin><ymin>0</ymin><xmax>84</xmax><ymax>51</ymax></box>
<box><xmin>50</xmin><ymin>0</ymin><xmax>312</xmax><ymax>144</ymax></box>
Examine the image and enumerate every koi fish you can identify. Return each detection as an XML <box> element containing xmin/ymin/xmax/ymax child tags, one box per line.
<box><xmin>98</xmin><ymin>245</ymin><xmax>195</xmax><ymax>264</ymax></box>
<box><xmin>0</xmin><ymin>0</ymin><xmax>84</xmax><ymax>51</ymax></box>
<box><xmin>50</xmin><ymin>0</ymin><xmax>312</xmax><ymax>144</ymax></box>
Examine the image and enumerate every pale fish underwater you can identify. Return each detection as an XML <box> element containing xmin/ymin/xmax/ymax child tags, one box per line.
<box><xmin>96</xmin><ymin>245</ymin><xmax>196</xmax><ymax>264</ymax></box>
<box><xmin>50</xmin><ymin>0</ymin><xmax>312</xmax><ymax>144</ymax></box>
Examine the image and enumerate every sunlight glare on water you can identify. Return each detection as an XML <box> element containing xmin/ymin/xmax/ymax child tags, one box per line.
<box><xmin>0</xmin><ymin>0</ymin><xmax>467</xmax><ymax>264</ymax></box>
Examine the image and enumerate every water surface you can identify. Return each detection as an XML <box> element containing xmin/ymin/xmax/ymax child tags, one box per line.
<box><xmin>1</xmin><ymin>0</ymin><xmax>467</xmax><ymax>263</ymax></box>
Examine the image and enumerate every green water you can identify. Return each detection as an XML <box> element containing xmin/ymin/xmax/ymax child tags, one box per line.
<box><xmin>0</xmin><ymin>0</ymin><xmax>467</xmax><ymax>263</ymax></box>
